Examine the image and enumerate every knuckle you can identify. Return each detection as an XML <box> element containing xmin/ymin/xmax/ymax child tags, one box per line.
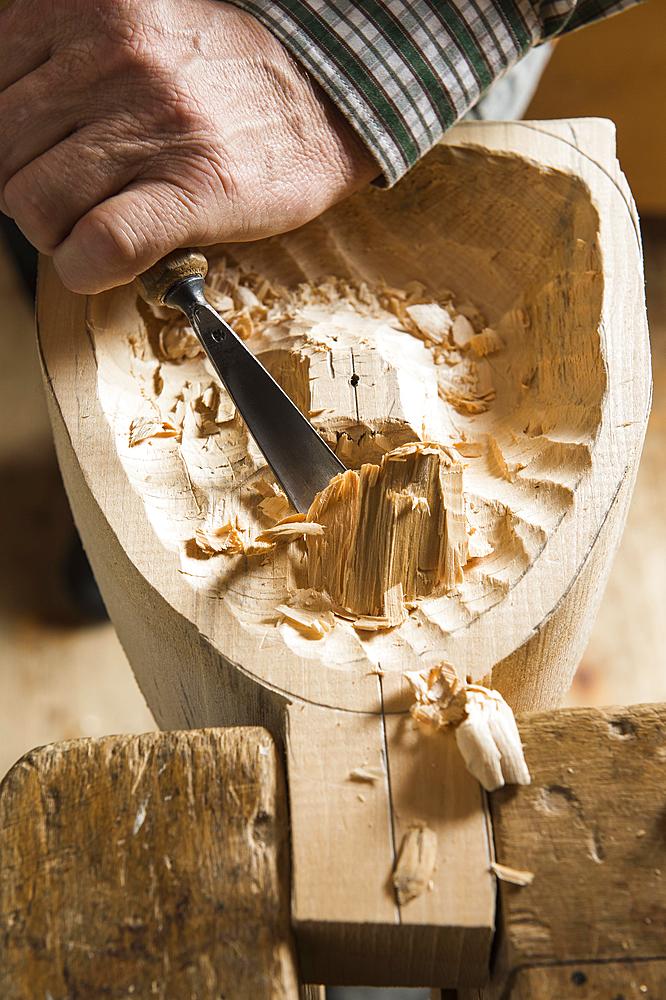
<box><xmin>143</xmin><ymin>74</ymin><xmax>209</xmax><ymax>138</ymax></box>
<box><xmin>78</xmin><ymin>208</ymin><xmax>141</xmax><ymax>274</ymax></box>
<box><xmin>4</xmin><ymin>173</ymin><xmax>62</xmax><ymax>253</ymax></box>
<box><xmin>78</xmin><ymin>8</ymin><xmax>160</xmax><ymax>85</ymax></box>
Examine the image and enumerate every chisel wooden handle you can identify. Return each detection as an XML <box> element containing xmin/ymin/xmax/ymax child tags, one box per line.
<box><xmin>136</xmin><ymin>248</ymin><xmax>208</xmax><ymax>307</ymax></box>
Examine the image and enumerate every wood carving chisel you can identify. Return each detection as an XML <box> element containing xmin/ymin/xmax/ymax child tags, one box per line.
<box><xmin>137</xmin><ymin>248</ymin><xmax>345</xmax><ymax>513</ymax></box>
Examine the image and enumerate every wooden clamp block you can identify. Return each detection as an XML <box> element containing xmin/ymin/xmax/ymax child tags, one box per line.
<box><xmin>459</xmin><ymin>703</ymin><xmax>666</xmax><ymax>999</ymax></box>
<box><xmin>35</xmin><ymin>119</ymin><xmax>650</xmax><ymax>987</ymax></box>
<box><xmin>0</xmin><ymin>728</ymin><xmax>306</xmax><ymax>999</ymax></box>
<box><xmin>2</xmin><ymin>705</ymin><xmax>664</xmax><ymax>995</ymax></box>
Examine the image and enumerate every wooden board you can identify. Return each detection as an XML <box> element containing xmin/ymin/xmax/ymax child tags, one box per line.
<box><xmin>36</xmin><ymin>118</ymin><xmax>651</xmax><ymax>985</ymax></box>
<box><xmin>459</xmin><ymin>703</ymin><xmax>666</xmax><ymax>999</ymax></box>
<box><xmin>289</xmin><ymin>703</ymin><xmax>494</xmax><ymax>986</ymax></box>
<box><xmin>0</xmin><ymin>727</ymin><xmax>301</xmax><ymax>999</ymax></box>
<box><xmin>497</xmin><ymin>960</ymin><xmax>666</xmax><ymax>999</ymax></box>
<box><xmin>568</xmin><ymin>218</ymin><xmax>666</xmax><ymax>708</ymax></box>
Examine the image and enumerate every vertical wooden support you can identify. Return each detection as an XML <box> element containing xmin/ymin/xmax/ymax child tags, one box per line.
<box><xmin>288</xmin><ymin>702</ymin><xmax>495</xmax><ymax>987</ymax></box>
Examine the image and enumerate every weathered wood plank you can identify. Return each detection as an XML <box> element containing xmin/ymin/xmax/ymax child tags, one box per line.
<box><xmin>504</xmin><ymin>959</ymin><xmax>666</xmax><ymax>999</ymax></box>
<box><xmin>0</xmin><ymin>728</ymin><xmax>301</xmax><ymax>999</ymax></box>
<box><xmin>464</xmin><ymin>703</ymin><xmax>666</xmax><ymax>999</ymax></box>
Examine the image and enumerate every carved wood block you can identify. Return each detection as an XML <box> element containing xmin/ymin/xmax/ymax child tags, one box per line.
<box><xmin>36</xmin><ymin>119</ymin><xmax>650</xmax><ymax>985</ymax></box>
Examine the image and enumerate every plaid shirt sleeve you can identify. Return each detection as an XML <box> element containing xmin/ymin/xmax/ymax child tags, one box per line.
<box><xmin>224</xmin><ymin>0</ymin><xmax>642</xmax><ymax>185</ymax></box>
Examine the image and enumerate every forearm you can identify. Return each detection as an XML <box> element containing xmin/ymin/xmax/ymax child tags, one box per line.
<box><xmin>224</xmin><ymin>0</ymin><xmax>643</xmax><ymax>184</ymax></box>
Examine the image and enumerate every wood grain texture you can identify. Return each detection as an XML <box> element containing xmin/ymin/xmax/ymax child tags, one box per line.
<box><xmin>464</xmin><ymin>703</ymin><xmax>666</xmax><ymax>999</ymax></box>
<box><xmin>500</xmin><ymin>960</ymin><xmax>666</xmax><ymax>999</ymax></box>
<box><xmin>36</xmin><ymin>119</ymin><xmax>651</xmax><ymax>987</ymax></box>
<box><xmin>289</xmin><ymin>702</ymin><xmax>494</xmax><ymax>986</ymax></box>
<box><xmin>37</xmin><ymin>118</ymin><xmax>651</xmax><ymax>718</ymax></box>
<box><xmin>0</xmin><ymin>728</ymin><xmax>300</xmax><ymax>999</ymax></box>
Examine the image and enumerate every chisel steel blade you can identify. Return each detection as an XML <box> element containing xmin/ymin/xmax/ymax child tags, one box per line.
<box><xmin>165</xmin><ymin>276</ymin><xmax>346</xmax><ymax>514</ymax></box>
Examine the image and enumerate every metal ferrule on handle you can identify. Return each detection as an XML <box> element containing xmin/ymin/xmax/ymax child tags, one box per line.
<box><xmin>136</xmin><ymin>249</ymin><xmax>209</xmax><ymax>307</ymax></box>
<box><xmin>135</xmin><ymin>248</ymin><xmax>346</xmax><ymax>512</ymax></box>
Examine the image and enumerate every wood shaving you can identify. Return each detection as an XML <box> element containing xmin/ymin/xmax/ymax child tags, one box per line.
<box><xmin>441</xmin><ymin>387</ymin><xmax>493</xmax><ymax>415</ymax></box>
<box><xmin>206</xmin><ymin>290</ymin><xmax>234</xmax><ymax>314</ymax></box>
<box><xmin>405</xmin><ymin>664</ymin><xmax>530</xmax><ymax>791</ymax></box>
<box><xmin>256</xmin><ymin>514</ymin><xmax>325</xmax><ymax>545</ymax></box>
<box><xmin>352</xmin><ymin>615</ymin><xmax>397</xmax><ymax>632</ymax></box>
<box><xmin>405</xmin><ymin>662</ymin><xmax>466</xmax><ymax>726</ymax></box>
<box><xmin>128</xmin><ymin>418</ymin><xmax>180</xmax><ymax>447</ymax></box>
<box><xmin>456</xmin><ymin>687</ymin><xmax>531</xmax><ymax>791</ymax></box>
<box><xmin>275</xmin><ymin>603</ymin><xmax>334</xmax><ymax>639</ymax></box>
<box><xmin>451</xmin><ymin>314</ymin><xmax>475</xmax><ymax>348</ymax></box>
<box><xmin>469</xmin><ymin>328</ymin><xmax>503</xmax><ymax>357</ymax></box>
<box><xmin>348</xmin><ymin>766</ymin><xmax>385</xmax><ymax>783</ymax></box>
<box><xmin>393</xmin><ymin>824</ymin><xmax>437</xmax><ymax>905</ymax></box>
<box><xmin>405</xmin><ymin>302</ymin><xmax>452</xmax><ymax>343</ymax></box>
<box><xmin>258</xmin><ymin>492</ymin><xmax>291</xmax><ymax>523</ymax></box>
<box><xmin>194</xmin><ymin>523</ymin><xmax>245</xmax><ymax>556</ymax></box>
<box><xmin>158</xmin><ymin>324</ymin><xmax>202</xmax><ymax>362</ymax></box>
<box><xmin>490</xmin><ymin>862</ymin><xmax>534</xmax><ymax>886</ymax></box>
<box><xmin>453</xmin><ymin>440</ymin><xmax>484</xmax><ymax>458</ymax></box>
<box><xmin>251</xmin><ymin>477</ymin><xmax>282</xmax><ymax>498</ymax></box>
<box><xmin>236</xmin><ymin>285</ymin><xmax>266</xmax><ymax>313</ymax></box>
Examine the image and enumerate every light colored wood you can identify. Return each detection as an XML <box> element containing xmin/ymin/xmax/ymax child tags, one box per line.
<box><xmin>36</xmin><ymin>119</ymin><xmax>650</xmax><ymax>986</ymax></box>
<box><xmin>467</xmin><ymin>703</ymin><xmax>666</xmax><ymax>999</ymax></box>
<box><xmin>527</xmin><ymin>0</ymin><xmax>666</xmax><ymax>214</ymax></box>
<box><xmin>41</xmin><ymin>378</ymin><xmax>495</xmax><ymax>985</ymax></box>
<box><xmin>37</xmin><ymin>117</ymin><xmax>650</xmax><ymax>716</ymax></box>
<box><xmin>0</xmin><ymin>727</ymin><xmax>300</xmax><ymax>999</ymax></box>
<box><xmin>382</xmin><ymin>711</ymin><xmax>494</xmax><ymax>986</ymax></box>
<box><xmin>288</xmin><ymin>702</ymin><xmax>494</xmax><ymax>986</ymax></box>
<box><xmin>568</xmin><ymin>218</ymin><xmax>666</xmax><ymax>708</ymax></box>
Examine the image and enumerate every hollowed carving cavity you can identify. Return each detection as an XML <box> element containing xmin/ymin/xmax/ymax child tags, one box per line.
<box><xmin>87</xmin><ymin>146</ymin><xmax>605</xmax><ymax>660</ymax></box>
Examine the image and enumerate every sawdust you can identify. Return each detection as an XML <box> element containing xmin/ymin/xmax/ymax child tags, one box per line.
<box><xmin>91</xmin><ymin>250</ymin><xmax>600</xmax><ymax>655</ymax></box>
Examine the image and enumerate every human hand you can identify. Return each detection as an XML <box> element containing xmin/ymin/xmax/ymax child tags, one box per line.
<box><xmin>0</xmin><ymin>0</ymin><xmax>377</xmax><ymax>293</ymax></box>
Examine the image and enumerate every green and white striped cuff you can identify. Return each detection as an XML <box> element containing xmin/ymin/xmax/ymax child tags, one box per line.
<box><xmin>225</xmin><ymin>1</ymin><xmax>641</xmax><ymax>185</ymax></box>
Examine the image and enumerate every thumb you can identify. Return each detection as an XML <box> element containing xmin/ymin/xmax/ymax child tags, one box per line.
<box><xmin>52</xmin><ymin>180</ymin><xmax>214</xmax><ymax>295</ymax></box>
